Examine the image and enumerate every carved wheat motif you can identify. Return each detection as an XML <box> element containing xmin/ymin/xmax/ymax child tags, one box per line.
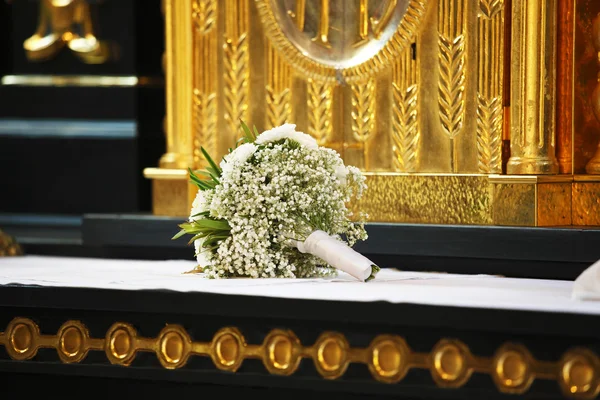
<box><xmin>266</xmin><ymin>86</ymin><xmax>291</xmax><ymax>128</ymax></box>
<box><xmin>476</xmin><ymin>96</ymin><xmax>502</xmax><ymax>173</ymax></box>
<box><xmin>479</xmin><ymin>0</ymin><xmax>503</xmax><ymax>19</ymax></box>
<box><xmin>307</xmin><ymin>79</ymin><xmax>333</xmax><ymax>145</ymax></box>
<box><xmin>392</xmin><ymin>83</ymin><xmax>419</xmax><ymax>172</ymax></box>
<box><xmin>193</xmin><ymin>90</ymin><xmax>217</xmax><ymax>167</ymax></box>
<box><xmin>438</xmin><ymin>34</ymin><xmax>466</xmax><ymax>139</ymax></box>
<box><xmin>192</xmin><ymin>0</ymin><xmax>216</xmax><ymax>34</ymax></box>
<box><xmin>351</xmin><ymin>79</ymin><xmax>375</xmax><ymax>144</ymax></box>
<box><xmin>224</xmin><ymin>33</ymin><xmax>249</xmax><ymax>131</ymax></box>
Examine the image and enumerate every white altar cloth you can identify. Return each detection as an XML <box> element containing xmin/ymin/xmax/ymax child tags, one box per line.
<box><xmin>0</xmin><ymin>255</ymin><xmax>599</xmax><ymax>316</ymax></box>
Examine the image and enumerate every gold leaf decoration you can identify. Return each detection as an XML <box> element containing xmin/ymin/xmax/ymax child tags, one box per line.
<box><xmin>265</xmin><ymin>40</ymin><xmax>292</xmax><ymax>129</ymax></box>
<box><xmin>438</xmin><ymin>34</ymin><xmax>466</xmax><ymax>139</ymax></box>
<box><xmin>392</xmin><ymin>83</ymin><xmax>419</xmax><ymax>172</ymax></box>
<box><xmin>476</xmin><ymin>0</ymin><xmax>504</xmax><ymax>173</ymax></box>
<box><xmin>351</xmin><ymin>79</ymin><xmax>376</xmax><ymax>144</ymax></box>
<box><xmin>479</xmin><ymin>0</ymin><xmax>503</xmax><ymax>19</ymax></box>
<box><xmin>193</xmin><ymin>90</ymin><xmax>217</xmax><ymax>166</ymax></box>
<box><xmin>476</xmin><ymin>95</ymin><xmax>502</xmax><ymax>173</ymax></box>
<box><xmin>307</xmin><ymin>79</ymin><xmax>333</xmax><ymax>146</ymax></box>
<box><xmin>192</xmin><ymin>0</ymin><xmax>217</xmax><ymax>34</ymax></box>
<box><xmin>266</xmin><ymin>86</ymin><xmax>291</xmax><ymax>128</ymax></box>
<box><xmin>224</xmin><ymin>32</ymin><xmax>249</xmax><ymax>133</ymax></box>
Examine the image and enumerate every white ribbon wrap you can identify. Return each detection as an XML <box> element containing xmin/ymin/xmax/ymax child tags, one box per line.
<box><xmin>295</xmin><ymin>230</ymin><xmax>379</xmax><ymax>281</ymax></box>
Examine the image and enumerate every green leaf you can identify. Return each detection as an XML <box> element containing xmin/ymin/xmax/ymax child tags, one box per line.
<box><xmin>171</xmin><ymin>229</ymin><xmax>188</xmax><ymax>240</ymax></box>
<box><xmin>200</xmin><ymin>147</ymin><xmax>222</xmax><ymax>176</ymax></box>
<box><xmin>193</xmin><ymin>218</ymin><xmax>231</xmax><ymax>231</ymax></box>
<box><xmin>239</xmin><ymin>120</ymin><xmax>255</xmax><ymax>143</ymax></box>
<box><xmin>191</xmin><ymin>210</ymin><xmax>210</xmax><ymax>218</ymax></box>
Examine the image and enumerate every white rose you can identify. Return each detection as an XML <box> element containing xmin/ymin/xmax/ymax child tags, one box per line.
<box><xmin>220</xmin><ymin>143</ymin><xmax>257</xmax><ymax>175</ymax></box>
<box><xmin>255</xmin><ymin>123</ymin><xmax>318</xmax><ymax>149</ymax></box>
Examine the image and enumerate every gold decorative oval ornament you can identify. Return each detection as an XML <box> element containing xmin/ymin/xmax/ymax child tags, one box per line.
<box><xmin>314</xmin><ymin>332</ymin><xmax>350</xmax><ymax>379</ymax></box>
<box><xmin>430</xmin><ymin>339</ymin><xmax>472</xmax><ymax>388</ymax></box>
<box><xmin>210</xmin><ymin>327</ymin><xmax>245</xmax><ymax>372</ymax></box>
<box><xmin>255</xmin><ymin>0</ymin><xmax>428</xmax><ymax>82</ymax></box>
<box><xmin>492</xmin><ymin>344</ymin><xmax>534</xmax><ymax>394</ymax></box>
<box><xmin>57</xmin><ymin>320</ymin><xmax>90</xmax><ymax>363</ymax></box>
<box><xmin>367</xmin><ymin>335</ymin><xmax>409</xmax><ymax>383</ymax></box>
<box><xmin>559</xmin><ymin>349</ymin><xmax>600</xmax><ymax>399</ymax></box>
<box><xmin>262</xmin><ymin>329</ymin><xmax>302</xmax><ymax>375</ymax></box>
<box><xmin>5</xmin><ymin>318</ymin><xmax>40</xmax><ymax>361</ymax></box>
<box><xmin>105</xmin><ymin>322</ymin><xmax>138</xmax><ymax>366</ymax></box>
<box><xmin>156</xmin><ymin>324</ymin><xmax>192</xmax><ymax>369</ymax></box>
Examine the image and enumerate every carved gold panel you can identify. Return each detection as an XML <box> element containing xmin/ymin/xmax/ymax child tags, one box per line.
<box><xmin>143</xmin><ymin>0</ymin><xmax>600</xmax><ymax>226</ymax></box>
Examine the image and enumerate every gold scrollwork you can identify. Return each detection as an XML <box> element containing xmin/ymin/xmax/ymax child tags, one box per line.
<box><xmin>1</xmin><ymin>318</ymin><xmax>598</xmax><ymax>398</ymax></box>
<box><xmin>476</xmin><ymin>0</ymin><xmax>504</xmax><ymax>174</ymax></box>
<box><xmin>254</xmin><ymin>0</ymin><xmax>429</xmax><ymax>83</ymax></box>
<box><xmin>24</xmin><ymin>0</ymin><xmax>110</xmax><ymax>64</ymax></box>
<box><xmin>437</xmin><ymin>0</ymin><xmax>467</xmax><ymax>173</ymax></box>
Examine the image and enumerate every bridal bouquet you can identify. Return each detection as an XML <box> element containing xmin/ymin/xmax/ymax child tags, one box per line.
<box><xmin>173</xmin><ymin>122</ymin><xmax>380</xmax><ymax>281</ymax></box>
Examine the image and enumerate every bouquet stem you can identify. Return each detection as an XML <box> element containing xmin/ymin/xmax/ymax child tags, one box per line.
<box><xmin>294</xmin><ymin>230</ymin><xmax>380</xmax><ymax>282</ymax></box>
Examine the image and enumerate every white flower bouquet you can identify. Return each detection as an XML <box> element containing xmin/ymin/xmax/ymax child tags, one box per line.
<box><xmin>173</xmin><ymin>122</ymin><xmax>380</xmax><ymax>281</ymax></box>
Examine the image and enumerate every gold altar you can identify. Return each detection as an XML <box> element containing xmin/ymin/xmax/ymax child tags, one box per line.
<box><xmin>143</xmin><ymin>0</ymin><xmax>600</xmax><ymax>227</ymax></box>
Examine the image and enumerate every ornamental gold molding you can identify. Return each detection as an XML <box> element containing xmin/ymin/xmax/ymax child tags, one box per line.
<box><xmin>437</xmin><ymin>0</ymin><xmax>467</xmax><ymax>173</ymax></box>
<box><xmin>1</xmin><ymin>317</ymin><xmax>599</xmax><ymax>398</ymax></box>
<box><xmin>476</xmin><ymin>0</ymin><xmax>504</xmax><ymax>174</ymax></box>
<box><xmin>24</xmin><ymin>0</ymin><xmax>110</xmax><ymax>64</ymax></box>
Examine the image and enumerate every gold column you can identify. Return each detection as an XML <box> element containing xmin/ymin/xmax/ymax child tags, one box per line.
<box><xmin>143</xmin><ymin>0</ymin><xmax>199</xmax><ymax>216</ymax></box>
<box><xmin>506</xmin><ymin>0</ymin><xmax>559</xmax><ymax>175</ymax></box>
<box><xmin>159</xmin><ymin>0</ymin><xmax>194</xmax><ymax>169</ymax></box>
<box><xmin>585</xmin><ymin>13</ymin><xmax>600</xmax><ymax>174</ymax></box>
<box><xmin>556</xmin><ymin>0</ymin><xmax>574</xmax><ymax>174</ymax></box>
